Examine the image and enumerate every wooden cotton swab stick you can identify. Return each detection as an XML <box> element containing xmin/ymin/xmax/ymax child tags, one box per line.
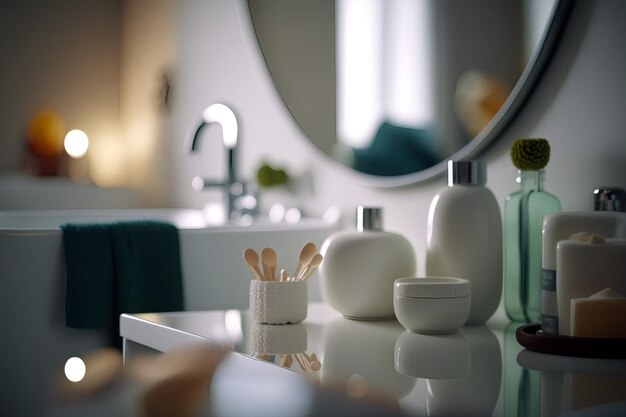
<box><xmin>279</xmin><ymin>354</ymin><xmax>293</xmax><ymax>368</ymax></box>
<box><xmin>293</xmin><ymin>353</ymin><xmax>309</xmax><ymax>371</ymax></box>
<box><xmin>243</xmin><ymin>248</ymin><xmax>264</xmax><ymax>280</ymax></box>
<box><xmin>297</xmin><ymin>253</ymin><xmax>323</xmax><ymax>281</ymax></box>
<box><xmin>294</xmin><ymin>242</ymin><xmax>317</xmax><ymax>280</ymax></box>
<box><xmin>261</xmin><ymin>247</ymin><xmax>277</xmax><ymax>281</ymax></box>
<box><xmin>302</xmin><ymin>352</ymin><xmax>321</xmax><ymax>371</ymax></box>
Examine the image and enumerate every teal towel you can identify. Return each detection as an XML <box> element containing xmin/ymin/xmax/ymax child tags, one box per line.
<box><xmin>62</xmin><ymin>221</ymin><xmax>184</xmax><ymax>334</ymax></box>
<box><xmin>110</xmin><ymin>222</ymin><xmax>184</xmax><ymax>316</ymax></box>
<box><xmin>63</xmin><ymin>224</ymin><xmax>115</xmax><ymax>328</ymax></box>
<box><xmin>352</xmin><ymin>121</ymin><xmax>441</xmax><ymax>176</ymax></box>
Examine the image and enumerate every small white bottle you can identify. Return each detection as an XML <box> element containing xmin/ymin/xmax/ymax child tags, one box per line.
<box><xmin>319</xmin><ymin>206</ymin><xmax>416</xmax><ymax>320</ymax></box>
<box><xmin>426</xmin><ymin>160</ymin><xmax>502</xmax><ymax>325</ymax></box>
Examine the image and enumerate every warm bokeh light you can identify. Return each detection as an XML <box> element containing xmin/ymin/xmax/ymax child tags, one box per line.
<box><xmin>64</xmin><ymin>129</ymin><xmax>89</xmax><ymax>158</ymax></box>
<box><xmin>88</xmin><ymin>137</ymin><xmax>128</xmax><ymax>187</ymax></box>
<box><xmin>64</xmin><ymin>357</ymin><xmax>86</xmax><ymax>383</ymax></box>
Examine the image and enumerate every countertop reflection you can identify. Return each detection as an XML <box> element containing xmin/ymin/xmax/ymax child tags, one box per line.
<box><xmin>123</xmin><ymin>303</ymin><xmax>626</xmax><ymax>417</ymax></box>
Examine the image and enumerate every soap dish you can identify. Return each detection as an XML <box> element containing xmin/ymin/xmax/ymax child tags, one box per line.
<box><xmin>516</xmin><ymin>324</ymin><xmax>626</xmax><ymax>359</ymax></box>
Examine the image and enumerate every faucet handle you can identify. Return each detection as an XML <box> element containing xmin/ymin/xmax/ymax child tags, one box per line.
<box><xmin>191</xmin><ymin>176</ymin><xmax>228</xmax><ymax>191</ymax></box>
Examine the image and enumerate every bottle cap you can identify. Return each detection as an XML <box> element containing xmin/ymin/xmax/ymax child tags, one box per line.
<box><xmin>594</xmin><ymin>187</ymin><xmax>626</xmax><ymax>212</ymax></box>
<box><xmin>448</xmin><ymin>160</ymin><xmax>486</xmax><ymax>186</ymax></box>
<box><xmin>356</xmin><ymin>206</ymin><xmax>383</xmax><ymax>231</ymax></box>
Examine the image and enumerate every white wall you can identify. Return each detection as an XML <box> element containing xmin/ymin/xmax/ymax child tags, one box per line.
<box><xmin>0</xmin><ymin>0</ymin><xmax>121</xmax><ymax>178</ymax></box>
<box><xmin>120</xmin><ymin>0</ymin><xmax>174</xmax><ymax>206</ymax></box>
<box><xmin>170</xmin><ymin>0</ymin><xmax>626</xmax><ymax>319</ymax></box>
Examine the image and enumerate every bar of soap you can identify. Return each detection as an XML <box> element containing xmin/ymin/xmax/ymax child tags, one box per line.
<box><xmin>570</xmin><ymin>288</ymin><xmax>626</xmax><ymax>338</ymax></box>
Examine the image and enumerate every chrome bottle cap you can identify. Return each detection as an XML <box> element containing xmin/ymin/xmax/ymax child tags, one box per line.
<box><xmin>448</xmin><ymin>160</ymin><xmax>486</xmax><ymax>186</ymax></box>
<box><xmin>594</xmin><ymin>187</ymin><xmax>626</xmax><ymax>212</ymax></box>
<box><xmin>356</xmin><ymin>206</ymin><xmax>383</xmax><ymax>231</ymax></box>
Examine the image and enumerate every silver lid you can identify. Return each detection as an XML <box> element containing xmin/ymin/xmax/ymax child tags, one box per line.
<box><xmin>594</xmin><ymin>187</ymin><xmax>626</xmax><ymax>212</ymax></box>
<box><xmin>448</xmin><ymin>160</ymin><xmax>486</xmax><ymax>186</ymax></box>
<box><xmin>356</xmin><ymin>206</ymin><xmax>383</xmax><ymax>231</ymax></box>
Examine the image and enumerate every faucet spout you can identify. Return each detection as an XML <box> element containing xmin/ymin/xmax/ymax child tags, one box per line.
<box><xmin>189</xmin><ymin>103</ymin><xmax>238</xmax><ymax>149</ymax></box>
<box><xmin>189</xmin><ymin>122</ymin><xmax>236</xmax><ymax>185</ymax></box>
<box><xmin>187</xmin><ymin>104</ymin><xmax>255</xmax><ymax>221</ymax></box>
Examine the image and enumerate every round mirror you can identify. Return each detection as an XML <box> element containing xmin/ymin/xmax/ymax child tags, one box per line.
<box><xmin>245</xmin><ymin>0</ymin><xmax>572</xmax><ymax>187</ymax></box>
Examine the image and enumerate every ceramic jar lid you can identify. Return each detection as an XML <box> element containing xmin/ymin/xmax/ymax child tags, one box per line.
<box><xmin>394</xmin><ymin>277</ymin><xmax>471</xmax><ymax>299</ymax></box>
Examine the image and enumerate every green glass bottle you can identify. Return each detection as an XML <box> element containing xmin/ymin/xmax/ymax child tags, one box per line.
<box><xmin>504</xmin><ymin>169</ymin><xmax>560</xmax><ymax>322</ymax></box>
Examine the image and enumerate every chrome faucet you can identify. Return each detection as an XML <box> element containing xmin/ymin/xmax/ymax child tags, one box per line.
<box><xmin>187</xmin><ymin>103</ymin><xmax>256</xmax><ymax>221</ymax></box>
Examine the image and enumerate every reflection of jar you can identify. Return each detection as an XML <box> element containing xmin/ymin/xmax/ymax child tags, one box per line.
<box><xmin>394</xmin><ymin>331</ymin><xmax>470</xmax><ymax>380</ymax></box>
<box><xmin>321</xmin><ymin>317</ymin><xmax>415</xmax><ymax>397</ymax></box>
<box><xmin>426</xmin><ymin>326</ymin><xmax>502</xmax><ymax>417</ymax></box>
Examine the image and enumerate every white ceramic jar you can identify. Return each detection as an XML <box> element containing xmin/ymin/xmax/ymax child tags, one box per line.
<box><xmin>426</xmin><ymin>160</ymin><xmax>502</xmax><ymax>325</ymax></box>
<box><xmin>319</xmin><ymin>206</ymin><xmax>416</xmax><ymax>319</ymax></box>
<box><xmin>393</xmin><ymin>277</ymin><xmax>471</xmax><ymax>334</ymax></box>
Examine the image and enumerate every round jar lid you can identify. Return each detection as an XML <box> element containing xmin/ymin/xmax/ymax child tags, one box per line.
<box><xmin>394</xmin><ymin>277</ymin><xmax>471</xmax><ymax>298</ymax></box>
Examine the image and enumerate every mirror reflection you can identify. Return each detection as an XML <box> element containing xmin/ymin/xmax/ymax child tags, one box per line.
<box><xmin>248</xmin><ymin>0</ymin><xmax>558</xmax><ymax>177</ymax></box>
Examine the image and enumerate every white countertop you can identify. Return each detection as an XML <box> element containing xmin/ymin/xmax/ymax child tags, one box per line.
<box><xmin>120</xmin><ymin>302</ymin><xmax>626</xmax><ymax>417</ymax></box>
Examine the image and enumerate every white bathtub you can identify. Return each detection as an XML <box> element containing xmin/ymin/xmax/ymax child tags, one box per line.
<box><xmin>0</xmin><ymin>174</ymin><xmax>140</xmax><ymax>210</ymax></box>
<box><xmin>0</xmin><ymin>208</ymin><xmax>337</xmax><ymax>415</ymax></box>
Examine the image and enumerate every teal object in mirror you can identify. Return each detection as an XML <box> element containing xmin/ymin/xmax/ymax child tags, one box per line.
<box><xmin>504</xmin><ymin>170</ymin><xmax>560</xmax><ymax>323</ymax></box>
<box><xmin>245</xmin><ymin>0</ymin><xmax>573</xmax><ymax>187</ymax></box>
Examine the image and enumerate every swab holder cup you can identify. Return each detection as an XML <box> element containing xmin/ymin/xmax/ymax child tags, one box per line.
<box><xmin>249</xmin><ymin>280</ymin><xmax>308</xmax><ymax>324</ymax></box>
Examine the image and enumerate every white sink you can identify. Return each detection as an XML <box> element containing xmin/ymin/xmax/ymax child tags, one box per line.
<box><xmin>0</xmin><ymin>208</ymin><xmax>337</xmax><ymax>416</ymax></box>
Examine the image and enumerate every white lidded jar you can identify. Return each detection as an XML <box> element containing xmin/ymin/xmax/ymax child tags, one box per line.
<box><xmin>426</xmin><ymin>160</ymin><xmax>502</xmax><ymax>325</ymax></box>
<box><xmin>319</xmin><ymin>206</ymin><xmax>416</xmax><ymax>319</ymax></box>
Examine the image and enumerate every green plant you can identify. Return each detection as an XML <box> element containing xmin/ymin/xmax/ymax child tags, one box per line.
<box><xmin>510</xmin><ymin>138</ymin><xmax>551</xmax><ymax>170</ymax></box>
<box><xmin>256</xmin><ymin>162</ymin><xmax>289</xmax><ymax>188</ymax></box>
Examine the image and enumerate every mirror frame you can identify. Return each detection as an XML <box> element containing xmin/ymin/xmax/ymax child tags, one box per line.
<box><xmin>239</xmin><ymin>0</ymin><xmax>574</xmax><ymax>188</ymax></box>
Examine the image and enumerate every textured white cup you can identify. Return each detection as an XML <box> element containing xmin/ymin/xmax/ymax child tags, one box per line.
<box><xmin>250</xmin><ymin>280</ymin><xmax>308</xmax><ymax>324</ymax></box>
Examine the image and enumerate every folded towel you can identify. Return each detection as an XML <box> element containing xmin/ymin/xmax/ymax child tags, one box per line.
<box><xmin>62</xmin><ymin>221</ymin><xmax>184</xmax><ymax>346</ymax></box>
<box><xmin>63</xmin><ymin>224</ymin><xmax>115</xmax><ymax>329</ymax></box>
<box><xmin>110</xmin><ymin>222</ymin><xmax>184</xmax><ymax>316</ymax></box>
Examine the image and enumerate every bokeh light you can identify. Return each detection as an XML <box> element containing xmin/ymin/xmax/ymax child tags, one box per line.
<box><xmin>64</xmin><ymin>129</ymin><xmax>89</xmax><ymax>159</ymax></box>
